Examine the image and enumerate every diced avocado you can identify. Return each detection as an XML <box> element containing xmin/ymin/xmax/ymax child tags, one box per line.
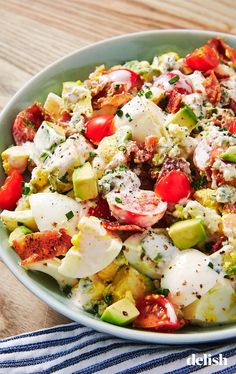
<box><xmin>72</xmin><ymin>162</ymin><xmax>98</xmax><ymax>200</ymax></box>
<box><xmin>169</xmin><ymin>105</ymin><xmax>198</xmax><ymax>131</ymax></box>
<box><xmin>101</xmin><ymin>298</ymin><xmax>140</xmax><ymax>326</ymax></box>
<box><xmin>0</xmin><ymin>209</ymin><xmax>38</xmax><ymax>232</ymax></box>
<box><xmin>168</xmin><ymin>218</ymin><xmax>206</xmax><ymax>250</ymax></box>
<box><xmin>8</xmin><ymin>225</ymin><xmax>32</xmax><ymax>246</ymax></box>
<box><xmin>220</xmin><ymin>146</ymin><xmax>236</xmax><ymax>163</ymax></box>
<box><xmin>111</xmin><ymin>265</ymin><xmax>153</xmax><ymax>301</ymax></box>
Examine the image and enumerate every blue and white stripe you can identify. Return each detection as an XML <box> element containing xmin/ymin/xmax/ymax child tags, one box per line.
<box><xmin>0</xmin><ymin>323</ymin><xmax>235</xmax><ymax>373</ymax></box>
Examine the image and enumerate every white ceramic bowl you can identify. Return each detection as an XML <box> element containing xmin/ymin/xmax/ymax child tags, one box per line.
<box><xmin>1</xmin><ymin>29</ymin><xmax>236</xmax><ymax>344</ymax></box>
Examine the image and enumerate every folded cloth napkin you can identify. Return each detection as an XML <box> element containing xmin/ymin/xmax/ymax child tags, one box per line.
<box><xmin>0</xmin><ymin>323</ymin><xmax>235</xmax><ymax>374</ymax></box>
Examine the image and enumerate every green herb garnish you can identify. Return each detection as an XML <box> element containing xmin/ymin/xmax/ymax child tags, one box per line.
<box><xmin>104</xmin><ymin>294</ymin><xmax>113</xmax><ymax>304</ymax></box>
<box><xmin>138</xmin><ymin>89</ymin><xmax>144</xmax><ymax>96</ymax></box>
<box><xmin>208</xmin><ymin>262</ymin><xmax>214</xmax><ymax>269</ymax></box>
<box><xmin>89</xmin><ymin>151</ymin><xmax>97</xmax><ymax>159</ymax></box>
<box><xmin>116</xmin><ymin>108</ymin><xmax>123</xmax><ymax>117</ymax></box>
<box><xmin>168</xmin><ymin>75</ymin><xmax>180</xmax><ymax>84</ymax></box>
<box><xmin>115</xmin><ymin>197</ymin><xmax>122</xmax><ymax>204</ymax></box>
<box><xmin>125</xmin><ymin>112</ymin><xmax>132</xmax><ymax>122</ymax></box>
<box><xmin>59</xmin><ymin>172</ymin><xmax>69</xmax><ymax>183</ymax></box>
<box><xmin>155</xmin><ymin>288</ymin><xmax>170</xmax><ymax>297</ymax></box>
<box><xmin>192</xmin><ymin>175</ymin><xmax>207</xmax><ymax>190</ymax></box>
<box><xmin>145</xmin><ymin>90</ymin><xmax>152</xmax><ymax>98</ymax></box>
<box><xmin>66</xmin><ymin>211</ymin><xmax>74</xmax><ymax>220</ymax></box>
<box><xmin>21</xmin><ymin>182</ymin><xmax>30</xmax><ymax>196</ymax></box>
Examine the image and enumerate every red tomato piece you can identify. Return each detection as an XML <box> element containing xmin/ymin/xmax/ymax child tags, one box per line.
<box><xmin>227</xmin><ymin>119</ymin><xmax>236</xmax><ymax>135</ymax></box>
<box><xmin>154</xmin><ymin>70</ymin><xmax>192</xmax><ymax>95</ymax></box>
<box><xmin>88</xmin><ymin>195</ymin><xmax>113</xmax><ymax>220</ymax></box>
<box><xmin>12</xmin><ymin>102</ymin><xmax>51</xmax><ymax>145</ymax></box>
<box><xmin>105</xmin><ymin>69</ymin><xmax>143</xmax><ymax>91</ymax></box>
<box><xmin>0</xmin><ymin>170</ymin><xmax>23</xmax><ymax>210</ymax></box>
<box><xmin>85</xmin><ymin>114</ymin><xmax>115</xmax><ymax>144</ymax></box>
<box><xmin>134</xmin><ymin>294</ymin><xmax>184</xmax><ymax>332</ymax></box>
<box><xmin>107</xmin><ymin>190</ymin><xmax>167</xmax><ymax>228</ymax></box>
<box><xmin>184</xmin><ymin>44</ymin><xmax>219</xmax><ymax>72</ymax></box>
<box><xmin>155</xmin><ymin>170</ymin><xmax>191</xmax><ymax>203</ymax></box>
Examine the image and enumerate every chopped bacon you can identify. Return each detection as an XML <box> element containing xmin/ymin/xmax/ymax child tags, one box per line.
<box><xmin>167</xmin><ymin>89</ymin><xmax>182</xmax><ymax>114</ymax></box>
<box><xmin>211</xmin><ymin>236</ymin><xmax>227</xmax><ymax>253</ymax></box>
<box><xmin>12</xmin><ymin>229</ymin><xmax>71</xmax><ymax>265</ymax></box>
<box><xmin>13</xmin><ymin>103</ymin><xmax>52</xmax><ymax>145</ymax></box>
<box><xmin>102</xmin><ymin>220</ymin><xmax>144</xmax><ymax>232</ymax></box>
<box><xmin>208</xmin><ymin>38</ymin><xmax>236</xmax><ymax>68</ymax></box>
<box><xmin>88</xmin><ymin>195</ymin><xmax>114</xmax><ymax>220</ymax></box>
<box><xmin>230</xmin><ymin>99</ymin><xmax>236</xmax><ymax>115</ymax></box>
<box><xmin>158</xmin><ymin>157</ymin><xmax>191</xmax><ymax>181</ymax></box>
<box><xmin>94</xmin><ymin>93</ymin><xmax>132</xmax><ymax>110</ymax></box>
<box><xmin>59</xmin><ymin>111</ymin><xmax>71</xmax><ymax>122</ymax></box>
<box><xmin>126</xmin><ymin>136</ymin><xmax>158</xmax><ymax>164</ymax></box>
<box><xmin>203</xmin><ymin>70</ymin><xmax>221</xmax><ymax>106</ymax></box>
<box><xmin>223</xmin><ymin>203</ymin><xmax>236</xmax><ymax>214</ymax></box>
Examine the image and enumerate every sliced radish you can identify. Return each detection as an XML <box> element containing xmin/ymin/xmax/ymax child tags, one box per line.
<box><xmin>106</xmin><ymin>190</ymin><xmax>167</xmax><ymax>228</ymax></box>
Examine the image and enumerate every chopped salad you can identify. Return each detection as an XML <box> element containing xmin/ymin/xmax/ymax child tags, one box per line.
<box><xmin>1</xmin><ymin>37</ymin><xmax>236</xmax><ymax>332</ymax></box>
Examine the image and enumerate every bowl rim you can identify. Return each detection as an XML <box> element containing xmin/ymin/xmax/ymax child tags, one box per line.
<box><xmin>1</xmin><ymin>28</ymin><xmax>236</xmax><ymax>344</ymax></box>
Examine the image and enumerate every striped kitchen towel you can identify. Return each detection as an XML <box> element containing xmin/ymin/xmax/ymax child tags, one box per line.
<box><xmin>0</xmin><ymin>323</ymin><xmax>236</xmax><ymax>374</ymax></box>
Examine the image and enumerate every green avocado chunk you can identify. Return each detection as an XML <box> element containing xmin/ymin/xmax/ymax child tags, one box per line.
<box><xmin>220</xmin><ymin>146</ymin><xmax>236</xmax><ymax>163</ymax></box>
<box><xmin>169</xmin><ymin>105</ymin><xmax>198</xmax><ymax>131</ymax></box>
<box><xmin>72</xmin><ymin>162</ymin><xmax>98</xmax><ymax>200</ymax></box>
<box><xmin>168</xmin><ymin>218</ymin><xmax>206</xmax><ymax>250</ymax></box>
<box><xmin>101</xmin><ymin>298</ymin><xmax>140</xmax><ymax>326</ymax></box>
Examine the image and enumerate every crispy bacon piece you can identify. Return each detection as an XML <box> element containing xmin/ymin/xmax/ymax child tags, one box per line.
<box><xmin>223</xmin><ymin>203</ymin><xmax>236</xmax><ymax>214</ymax></box>
<box><xmin>167</xmin><ymin>89</ymin><xmax>182</xmax><ymax>114</ymax></box>
<box><xmin>12</xmin><ymin>103</ymin><xmax>52</xmax><ymax>145</ymax></box>
<box><xmin>203</xmin><ymin>70</ymin><xmax>221</xmax><ymax>107</ymax></box>
<box><xmin>208</xmin><ymin>38</ymin><xmax>236</xmax><ymax>68</ymax></box>
<box><xmin>59</xmin><ymin>111</ymin><xmax>71</xmax><ymax>122</ymax></box>
<box><xmin>158</xmin><ymin>157</ymin><xmax>191</xmax><ymax>181</ymax></box>
<box><xmin>126</xmin><ymin>136</ymin><xmax>158</xmax><ymax>164</ymax></box>
<box><xmin>230</xmin><ymin>99</ymin><xmax>236</xmax><ymax>115</ymax></box>
<box><xmin>94</xmin><ymin>93</ymin><xmax>132</xmax><ymax>110</ymax></box>
<box><xmin>211</xmin><ymin>236</ymin><xmax>227</xmax><ymax>253</ymax></box>
<box><xmin>12</xmin><ymin>228</ymin><xmax>71</xmax><ymax>265</ymax></box>
<box><xmin>102</xmin><ymin>220</ymin><xmax>144</xmax><ymax>232</ymax></box>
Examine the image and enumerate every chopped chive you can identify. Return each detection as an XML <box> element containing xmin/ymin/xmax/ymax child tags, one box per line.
<box><xmin>59</xmin><ymin>172</ymin><xmax>69</xmax><ymax>183</ymax></box>
<box><xmin>125</xmin><ymin>112</ymin><xmax>132</xmax><ymax>122</ymax></box>
<box><xmin>168</xmin><ymin>75</ymin><xmax>180</xmax><ymax>84</ymax></box>
<box><xmin>138</xmin><ymin>89</ymin><xmax>144</xmax><ymax>96</ymax></box>
<box><xmin>21</xmin><ymin>182</ymin><xmax>30</xmax><ymax>195</ymax></box>
<box><xmin>145</xmin><ymin>90</ymin><xmax>152</xmax><ymax>98</ymax></box>
<box><xmin>116</xmin><ymin>108</ymin><xmax>123</xmax><ymax>117</ymax></box>
<box><xmin>118</xmin><ymin>165</ymin><xmax>128</xmax><ymax>171</ymax></box>
<box><xmin>115</xmin><ymin>197</ymin><xmax>122</xmax><ymax>204</ymax></box>
<box><xmin>118</xmin><ymin>145</ymin><xmax>126</xmax><ymax>152</ymax></box>
<box><xmin>66</xmin><ymin>211</ymin><xmax>74</xmax><ymax>220</ymax></box>
<box><xmin>40</xmin><ymin>152</ymin><xmax>49</xmax><ymax>161</ymax></box>
<box><xmin>208</xmin><ymin>262</ymin><xmax>214</xmax><ymax>269</ymax></box>
<box><xmin>89</xmin><ymin>151</ymin><xmax>97</xmax><ymax>159</ymax></box>
<box><xmin>114</xmin><ymin>84</ymin><xmax>120</xmax><ymax>91</ymax></box>
<box><xmin>155</xmin><ymin>287</ymin><xmax>170</xmax><ymax>297</ymax></box>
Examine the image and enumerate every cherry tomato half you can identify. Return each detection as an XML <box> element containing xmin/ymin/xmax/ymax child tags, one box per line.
<box><xmin>134</xmin><ymin>294</ymin><xmax>184</xmax><ymax>332</ymax></box>
<box><xmin>0</xmin><ymin>170</ymin><xmax>23</xmax><ymax>210</ymax></box>
<box><xmin>154</xmin><ymin>170</ymin><xmax>191</xmax><ymax>203</ymax></box>
<box><xmin>85</xmin><ymin>114</ymin><xmax>115</xmax><ymax>144</ymax></box>
<box><xmin>107</xmin><ymin>190</ymin><xmax>167</xmax><ymax>228</ymax></box>
<box><xmin>184</xmin><ymin>44</ymin><xmax>219</xmax><ymax>72</ymax></box>
<box><xmin>105</xmin><ymin>69</ymin><xmax>143</xmax><ymax>91</ymax></box>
